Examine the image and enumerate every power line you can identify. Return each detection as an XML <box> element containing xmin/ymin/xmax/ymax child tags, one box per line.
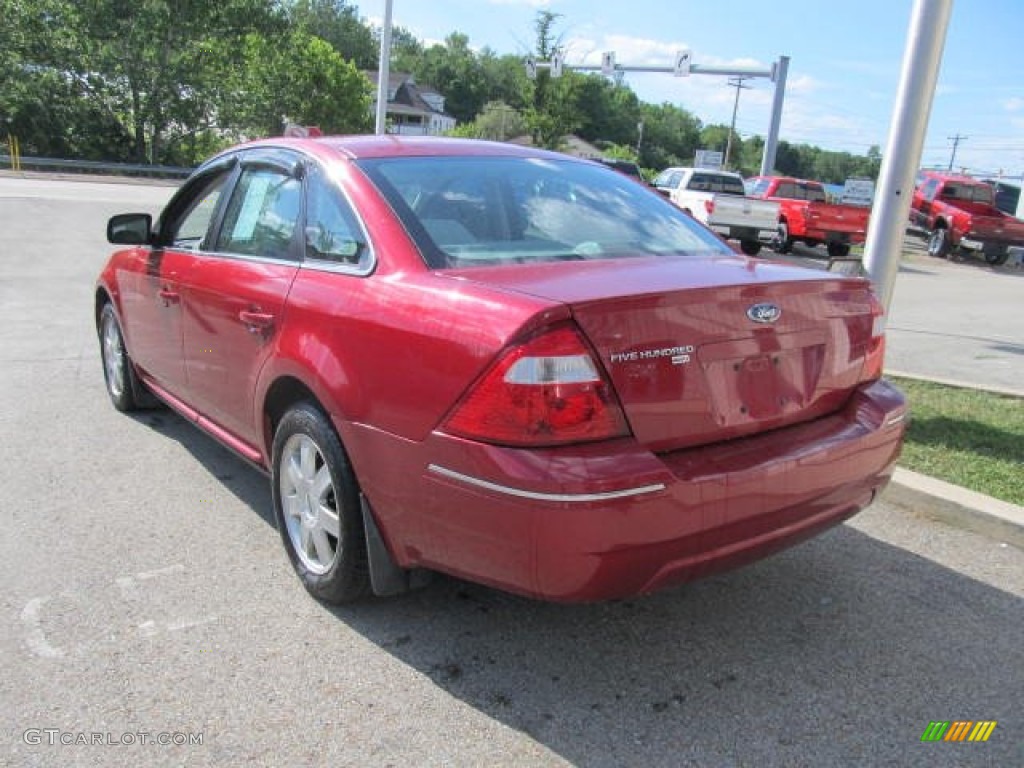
<box><xmin>724</xmin><ymin>76</ymin><xmax>752</xmax><ymax>169</ymax></box>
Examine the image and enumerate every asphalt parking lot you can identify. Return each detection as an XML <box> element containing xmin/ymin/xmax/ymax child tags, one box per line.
<box><xmin>1</xmin><ymin>176</ymin><xmax>1021</xmax><ymax>767</ymax></box>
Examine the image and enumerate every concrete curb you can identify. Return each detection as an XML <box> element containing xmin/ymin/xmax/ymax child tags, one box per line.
<box><xmin>882</xmin><ymin>467</ymin><xmax>1024</xmax><ymax>549</ymax></box>
<box><xmin>886</xmin><ymin>369</ymin><xmax>1024</xmax><ymax>400</ymax></box>
<box><xmin>878</xmin><ymin>371</ymin><xmax>1023</xmax><ymax>548</ymax></box>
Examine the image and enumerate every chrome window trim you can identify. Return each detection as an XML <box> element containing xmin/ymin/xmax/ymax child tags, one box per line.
<box><xmin>427</xmin><ymin>464</ymin><xmax>666</xmax><ymax>503</ymax></box>
<box><xmin>300</xmin><ymin>159</ymin><xmax>377</xmax><ymax>276</ymax></box>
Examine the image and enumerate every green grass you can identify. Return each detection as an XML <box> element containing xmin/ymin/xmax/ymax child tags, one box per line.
<box><xmin>889</xmin><ymin>376</ymin><xmax>1024</xmax><ymax>506</ymax></box>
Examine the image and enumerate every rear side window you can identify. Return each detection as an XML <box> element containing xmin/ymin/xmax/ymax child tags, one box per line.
<box><xmin>359</xmin><ymin>156</ymin><xmax>729</xmax><ymax>268</ymax></box>
<box><xmin>303</xmin><ymin>164</ymin><xmax>372</xmax><ymax>270</ymax></box>
<box><xmin>216</xmin><ymin>167</ymin><xmax>302</xmax><ymax>259</ymax></box>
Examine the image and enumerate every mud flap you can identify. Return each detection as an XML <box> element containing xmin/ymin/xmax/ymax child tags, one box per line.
<box><xmin>360</xmin><ymin>495</ymin><xmax>432</xmax><ymax>596</ymax></box>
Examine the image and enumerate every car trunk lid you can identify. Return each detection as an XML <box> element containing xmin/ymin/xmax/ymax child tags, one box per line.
<box><xmin>441</xmin><ymin>256</ymin><xmax>879</xmax><ymax>452</ymax></box>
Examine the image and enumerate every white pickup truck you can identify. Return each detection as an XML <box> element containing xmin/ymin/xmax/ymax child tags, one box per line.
<box><xmin>652</xmin><ymin>167</ymin><xmax>780</xmax><ymax>256</ymax></box>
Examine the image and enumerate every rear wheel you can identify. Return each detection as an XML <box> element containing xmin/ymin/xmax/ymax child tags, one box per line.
<box><xmin>774</xmin><ymin>222</ymin><xmax>792</xmax><ymax>253</ymax></box>
<box><xmin>826</xmin><ymin>242</ymin><xmax>851</xmax><ymax>258</ymax></box>
<box><xmin>984</xmin><ymin>247</ymin><xmax>1009</xmax><ymax>266</ymax></box>
<box><xmin>739</xmin><ymin>240</ymin><xmax>762</xmax><ymax>256</ymax></box>
<box><xmin>271</xmin><ymin>403</ymin><xmax>369</xmax><ymax>604</ymax></box>
<box><xmin>927</xmin><ymin>227</ymin><xmax>950</xmax><ymax>258</ymax></box>
<box><xmin>99</xmin><ymin>303</ymin><xmax>143</xmax><ymax>412</ymax></box>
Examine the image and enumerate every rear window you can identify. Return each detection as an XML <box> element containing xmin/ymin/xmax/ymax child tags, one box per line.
<box><xmin>771</xmin><ymin>181</ymin><xmax>827</xmax><ymax>203</ymax></box>
<box><xmin>688</xmin><ymin>173</ymin><xmax>746</xmax><ymax>195</ymax></box>
<box><xmin>745</xmin><ymin>178</ymin><xmax>772</xmax><ymax>197</ymax></box>
<box><xmin>358</xmin><ymin>156</ymin><xmax>730</xmax><ymax>268</ymax></box>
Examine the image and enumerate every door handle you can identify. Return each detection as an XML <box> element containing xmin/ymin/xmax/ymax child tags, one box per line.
<box><xmin>158</xmin><ymin>288</ymin><xmax>180</xmax><ymax>306</ymax></box>
<box><xmin>238</xmin><ymin>310</ymin><xmax>275</xmax><ymax>334</ymax></box>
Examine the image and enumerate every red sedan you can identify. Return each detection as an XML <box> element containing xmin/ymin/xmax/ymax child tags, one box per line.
<box><xmin>96</xmin><ymin>136</ymin><xmax>906</xmax><ymax>603</ymax></box>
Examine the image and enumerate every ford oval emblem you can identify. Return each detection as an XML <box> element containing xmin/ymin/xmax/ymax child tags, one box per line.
<box><xmin>747</xmin><ymin>303</ymin><xmax>782</xmax><ymax>324</ymax></box>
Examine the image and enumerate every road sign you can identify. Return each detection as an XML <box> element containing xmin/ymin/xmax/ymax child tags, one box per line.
<box><xmin>601</xmin><ymin>51</ymin><xmax>616</xmax><ymax>76</ymax></box>
<box><xmin>674</xmin><ymin>49</ymin><xmax>692</xmax><ymax>77</ymax></box>
<box><xmin>841</xmin><ymin>178</ymin><xmax>875</xmax><ymax>206</ymax></box>
<box><xmin>525</xmin><ymin>56</ymin><xmax>537</xmax><ymax>80</ymax></box>
<box><xmin>551</xmin><ymin>52</ymin><xmax>563</xmax><ymax>78</ymax></box>
<box><xmin>695</xmin><ymin>149</ymin><xmax>724</xmax><ymax>169</ymax></box>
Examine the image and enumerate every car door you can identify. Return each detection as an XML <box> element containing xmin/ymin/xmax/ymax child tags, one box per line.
<box><xmin>181</xmin><ymin>152</ymin><xmax>303</xmax><ymax>451</ymax></box>
<box><xmin>118</xmin><ymin>164</ymin><xmax>233</xmax><ymax>398</ymax></box>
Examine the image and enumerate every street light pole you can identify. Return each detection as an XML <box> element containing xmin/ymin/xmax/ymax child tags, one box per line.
<box><xmin>374</xmin><ymin>0</ymin><xmax>394</xmax><ymax>135</ymax></box>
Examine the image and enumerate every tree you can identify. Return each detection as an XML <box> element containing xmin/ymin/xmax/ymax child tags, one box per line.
<box><xmin>289</xmin><ymin>0</ymin><xmax>377</xmax><ymax>68</ymax></box>
<box><xmin>523</xmin><ymin>11</ymin><xmax>579</xmax><ymax>149</ymax></box>
<box><xmin>573</xmin><ymin>75</ymin><xmax>642</xmax><ymax>147</ymax></box>
<box><xmin>638</xmin><ymin>102</ymin><xmax>702</xmax><ymax>169</ymax></box>
<box><xmin>226</xmin><ymin>30</ymin><xmax>372</xmax><ymax>138</ymax></box>
<box><xmin>449</xmin><ymin>101</ymin><xmax>527</xmax><ymax>141</ymax></box>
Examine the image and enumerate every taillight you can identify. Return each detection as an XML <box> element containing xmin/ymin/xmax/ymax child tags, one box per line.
<box><xmin>443</xmin><ymin>324</ymin><xmax>630</xmax><ymax>447</ymax></box>
<box><xmin>704</xmin><ymin>199</ymin><xmax>715</xmax><ymax>216</ymax></box>
<box><xmin>861</xmin><ymin>293</ymin><xmax>886</xmax><ymax>382</ymax></box>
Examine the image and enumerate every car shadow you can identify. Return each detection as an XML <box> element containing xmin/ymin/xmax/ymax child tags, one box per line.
<box><xmin>128</xmin><ymin>406</ymin><xmax>276</xmax><ymax>528</ymax></box>
<box><xmin>129</xmin><ymin>404</ymin><xmax>1022</xmax><ymax>765</ymax></box>
<box><xmin>322</xmin><ymin>524</ymin><xmax>1021</xmax><ymax>766</ymax></box>
<box><xmin>905</xmin><ymin>413</ymin><xmax>1024</xmax><ymax>465</ymax></box>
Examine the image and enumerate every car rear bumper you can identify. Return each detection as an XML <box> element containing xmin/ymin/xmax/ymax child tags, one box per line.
<box><xmin>805</xmin><ymin>229</ymin><xmax>866</xmax><ymax>244</ymax></box>
<box><xmin>350</xmin><ymin>379</ymin><xmax>907</xmax><ymax>602</ymax></box>
<box><xmin>958</xmin><ymin>235</ymin><xmax>1021</xmax><ymax>252</ymax></box>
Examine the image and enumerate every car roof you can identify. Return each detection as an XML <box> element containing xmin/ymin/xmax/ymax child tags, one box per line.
<box><xmin>921</xmin><ymin>171</ymin><xmax>984</xmax><ymax>185</ymax></box>
<box><xmin>225</xmin><ymin>135</ymin><xmax>579</xmax><ymax>163</ymax></box>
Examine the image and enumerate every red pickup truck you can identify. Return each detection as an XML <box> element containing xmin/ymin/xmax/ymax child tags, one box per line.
<box><xmin>911</xmin><ymin>172</ymin><xmax>1024</xmax><ymax>265</ymax></box>
<box><xmin>746</xmin><ymin>176</ymin><xmax>871</xmax><ymax>258</ymax></box>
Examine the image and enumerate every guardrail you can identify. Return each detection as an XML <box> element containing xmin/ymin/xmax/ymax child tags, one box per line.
<box><xmin>1</xmin><ymin>154</ymin><xmax>192</xmax><ymax>179</ymax></box>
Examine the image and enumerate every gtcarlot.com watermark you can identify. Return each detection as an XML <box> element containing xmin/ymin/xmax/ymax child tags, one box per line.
<box><xmin>23</xmin><ymin>729</ymin><xmax>203</xmax><ymax>747</ymax></box>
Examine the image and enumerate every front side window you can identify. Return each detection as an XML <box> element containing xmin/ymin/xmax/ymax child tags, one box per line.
<box><xmin>359</xmin><ymin>156</ymin><xmax>729</xmax><ymax>268</ymax></box>
<box><xmin>920</xmin><ymin>178</ymin><xmax>940</xmax><ymax>201</ymax></box>
<box><xmin>215</xmin><ymin>167</ymin><xmax>302</xmax><ymax>259</ymax></box>
<box><xmin>162</xmin><ymin>171</ymin><xmax>231</xmax><ymax>250</ymax></box>
<box><xmin>653</xmin><ymin>170</ymin><xmax>683</xmax><ymax>190</ymax></box>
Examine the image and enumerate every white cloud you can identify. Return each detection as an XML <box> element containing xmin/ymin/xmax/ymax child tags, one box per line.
<box><xmin>1003</xmin><ymin>97</ymin><xmax>1024</xmax><ymax>112</ymax></box>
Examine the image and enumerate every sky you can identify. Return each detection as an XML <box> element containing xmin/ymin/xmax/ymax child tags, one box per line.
<box><xmin>354</xmin><ymin>0</ymin><xmax>1024</xmax><ymax>180</ymax></box>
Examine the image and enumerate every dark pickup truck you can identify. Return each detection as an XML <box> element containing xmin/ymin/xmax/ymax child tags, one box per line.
<box><xmin>911</xmin><ymin>172</ymin><xmax>1024</xmax><ymax>265</ymax></box>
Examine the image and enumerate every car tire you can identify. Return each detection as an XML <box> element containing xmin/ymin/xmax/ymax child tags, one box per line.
<box><xmin>984</xmin><ymin>247</ymin><xmax>1009</xmax><ymax>266</ymax></box>
<box><xmin>826</xmin><ymin>242</ymin><xmax>851</xmax><ymax>258</ymax></box>
<box><xmin>99</xmin><ymin>303</ymin><xmax>144</xmax><ymax>412</ymax></box>
<box><xmin>271</xmin><ymin>403</ymin><xmax>370</xmax><ymax>604</ymax></box>
<box><xmin>927</xmin><ymin>228</ymin><xmax>950</xmax><ymax>258</ymax></box>
<box><xmin>774</xmin><ymin>222</ymin><xmax>792</xmax><ymax>253</ymax></box>
<box><xmin>739</xmin><ymin>240</ymin><xmax>762</xmax><ymax>256</ymax></box>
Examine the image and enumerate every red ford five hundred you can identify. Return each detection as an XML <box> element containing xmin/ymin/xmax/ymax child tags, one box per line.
<box><xmin>96</xmin><ymin>136</ymin><xmax>906</xmax><ymax>603</ymax></box>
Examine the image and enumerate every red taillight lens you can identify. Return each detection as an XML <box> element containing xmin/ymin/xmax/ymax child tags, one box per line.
<box><xmin>444</xmin><ymin>324</ymin><xmax>630</xmax><ymax>447</ymax></box>
<box><xmin>704</xmin><ymin>199</ymin><xmax>715</xmax><ymax>216</ymax></box>
<box><xmin>861</xmin><ymin>293</ymin><xmax>886</xmax><ymax>382</ymax></box>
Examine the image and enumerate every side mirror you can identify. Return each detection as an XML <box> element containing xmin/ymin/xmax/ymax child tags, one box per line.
<box><xmin>107</xmin><ymin>213</ymin><xmax>153</xmax><ymax>245</ymax></box>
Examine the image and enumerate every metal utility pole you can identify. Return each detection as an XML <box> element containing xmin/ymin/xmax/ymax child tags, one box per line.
<box><xmin>374</xmin><ymin>0</ymin><xmax>394</xmax><ymax>135</ymax></box>
<box><xmin>863</xmin><ymin>0</ymin><xmax>953</xmax><ymax>315</ymax></box>
<box><xmin>947</xmin><ymin>133</ymin><xmax>967</xmax><ymax>171</ymax></box>
<box><xmin>759</xmin><ymin>56</ymin><xmax>789</xmax><ymax>175</ymax></box>
<box><xmin>724</xmin><ymin>76</ymin><xmax>751</xmax><ymax>169</ymax></box>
